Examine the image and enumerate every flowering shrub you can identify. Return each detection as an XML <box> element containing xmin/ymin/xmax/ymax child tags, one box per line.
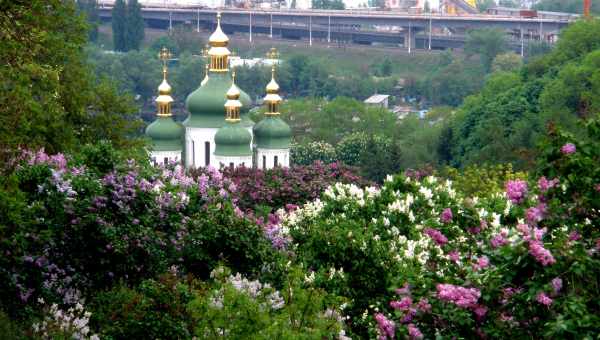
<box><xmin>33</xmin><ymin>298</ymin><xmax>99</xmax><ymax>339</ymax></box>
<box><xmin>0</xmin><ymin>144</ymin><xmax>280</xmax><ymax>321</ymax></box>
<box><xmin>90</xmin><ymin>272</ymin><xmax>194</xmax><ymax>338</ymax></box>
<box><xmin>291</xmin><ymin>141</ymin><xmax>337</xmax><ymax>165</ymax></box>
<box><xmin>275</xmin><ymin>168</ymin><xmax>600</xmax><ymax>337</ymax></box>
<box><xmin>191</xmin><ymin>162</ymin><xmax>370</xmax><ymax>212</ymax></box>
<box><xmin>189</xmin><ymin>266</ymin><xmax>349</xmax><ymax>339</ymax></box>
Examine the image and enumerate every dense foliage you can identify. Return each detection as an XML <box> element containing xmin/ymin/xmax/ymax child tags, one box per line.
<box><xmin>271</xmin><ymin>120</ymin><xmax>600</xmax><ymax>337</ymax></box>
<box><xmin>111</xmin><ymin>0</ymin><xmax>145</xmax><ymax>52</ymax></box>
<box><xmin>191</xmin><ymin>162</ymin><xmax>370</xmax><ymax>213</ymax></box>
<box><xmin>0</xmin><ymin>0</ymin><xmax>142</xmax><ymax>171</ymax></box>
<box><xmin>445</xmin><ymin>19</ymin><xmax>600</xmax><ymax>168</ymax></box>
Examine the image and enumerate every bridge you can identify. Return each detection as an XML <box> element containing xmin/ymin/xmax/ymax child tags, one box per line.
<box><xmin>98</xmin><ymin>7</ymin><xmax>574</xmax><ymax>53</ymax></box>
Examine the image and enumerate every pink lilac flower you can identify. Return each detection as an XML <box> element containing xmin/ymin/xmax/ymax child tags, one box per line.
<box><xmin>407</xmin><ymin>324</ymin><xmax>423</xmax><ymax>340</ymax></box>
<box><xmin>390</xmin><ymin>297</ymin><xmax>412</xmax><ymax>311</ymax></box>
<box><xmin>374</xmin><ymin>313</ymin><xmax>396</xmax><ymax>339</ymax></box>
<box><xmin>448</xmin><ymin>250</ymin><xmax>460</xmax><ymax>263</ymax></box>
<box><xmin>473</xmin><ymin>256</ymin><xmax>490</xmax><ymax>271</ymax></box>
<box><xmin>526</xmin><ymin>203</ymin><xmax>547</xmax><ymax>225</ymax></box>
<box><xmin>395</xmin><ymin>283</ymin><xmax>410</xmax><ymax>295</ymax></box>
<box><xmin>436</xmin><ymin>284</ymin><xmax>480</xmax><ymax>309</ymax></box>
<box><xmin>505</xmin><ymin>180</ymin><xmax>528</xmax><ymax>204</ymax></box>
<box><xmin>490</xmin><ymin>234</ymin><xmax>508</xmax><ymax>248</ymax></box>
<box><xmin>551</xmin><ymin>277</ymin><xmax>563</xmax><ymax>294</ymax></box>
<box><xmin>416</xmin><ymin>298</ymin><xmax>431</xmax><ymax>313</ymax></box>
<box><xmin>424</xmin><ymin>228</ymin><xmax>448</xmax><ymax>246</ymax></box>
<box><xmin>561</xmin><ymin>143</ymin><xmax>576</xmax><ymax>155</ymax></box>
<box><xmin>473</xmin><ymin>305</ymin><xmax>488</xmax><ymax>320</ymax></box>
<box><xmin>468</xmin><ymin>226</ymin><xmax>481</xmax><ymax>234</ymax></box>
<box><xmin>538</xmin><ymin>177</ymin><xmax>559</xmax><ymax>193</ymax></box>
<box><xmin>440</xmin><ymin>208</ymin><xmax>453</xmax><ymax>224</ymax></box>
<box><xmin>568</xmin><ymin>231</ymin><xmax>581</xmax><ymax>242</ymax></box>
<box><xmin>595</xmin><ymin>184</ymin><xmax>600</xmax><ymax>192</ymax></box>
<box><xmin>536</xmin><ymin>292</ymin><xmax>553</xmax><ymax>306</ymax></box>
<box><xmin>528</xmin><ymin>240</ymin><xmax>556</xmax><ymax>266</ymax></box>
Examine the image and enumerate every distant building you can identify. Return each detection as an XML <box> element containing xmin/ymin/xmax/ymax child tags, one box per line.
<box><xmin>364</xmin><ymin>94</ymin><xmax>390</xmax><ymax>109</ymax></box>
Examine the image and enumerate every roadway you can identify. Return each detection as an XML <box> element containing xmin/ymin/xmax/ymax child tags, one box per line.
<box><xmin>98</xmin><ymin>6</ymin><xmax>573</xmax><ymax>52</ymax></box>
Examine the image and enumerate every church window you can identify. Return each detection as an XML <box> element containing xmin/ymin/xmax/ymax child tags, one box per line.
<box><xmin>205</xmin><ymin>142</ymin><xmax>210</xmax><ymax>166</ymax></box>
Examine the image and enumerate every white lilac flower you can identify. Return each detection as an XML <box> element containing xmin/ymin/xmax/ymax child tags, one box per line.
<box><xmin>304</xmin><ymin>271</ymin><xmax>316</xmax><ymax>284</ymax></box>
<box><xmin>419</xmin><ymin>187</ymin><xmax>433</xmax><ymax>200</ymax></box>
<box><xmin>491</xmin><ymin>213</ymin><xmax>502</xmax><ymax>229</ymax></box>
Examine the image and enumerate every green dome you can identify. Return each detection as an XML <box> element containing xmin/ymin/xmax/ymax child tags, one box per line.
<box><xmin>184</xmin><ymin>72</ymin><xmax>253</xmax><ymax>128</ymax></box>
<box><xmin>253</xmin><ymin>116</ymin><xmax>291</xmax><ymax>149</ymax></box>
<box><xmin>145</xmin><ymin>116</ymin><xmax>183</xmax><ymax>151</ymax></box>
<box><xmin>214</xmin><ymin>123</ymin><xmax>252</xmax><ymax>157</ymax></box>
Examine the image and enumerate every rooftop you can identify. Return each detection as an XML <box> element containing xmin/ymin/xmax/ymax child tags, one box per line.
<box><xmin>364</xmin><ymin>94</ymin><xmax>390</xmax><ymax>104</ymax></box>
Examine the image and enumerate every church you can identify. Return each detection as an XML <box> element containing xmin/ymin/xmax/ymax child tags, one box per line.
<box><xmin>144</xmin><ymin>13</ymin><xmax>291</xmax><ymax>170</ymax></box>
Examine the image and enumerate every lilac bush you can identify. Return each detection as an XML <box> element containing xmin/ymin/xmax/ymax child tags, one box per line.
<box><xmin>0</xmin><ymin>145</ymin><xmax>279</xmax><ymax>321</ymax></box>
<box><xmin>277</xmin><ymin>169</ymin><xmax>600</xmax><ymax>338</ymax></box>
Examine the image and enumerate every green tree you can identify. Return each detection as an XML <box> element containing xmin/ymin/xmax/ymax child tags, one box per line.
<box><xmin>0</xmin><ymin>0</ymin><xmax>142</xmax><ymax>170</ymax></box>
<box><xmin>126</xmin><ymin>0</ymin><xmax>145</xmax><ymax>51</ymax></box>
<box><xmin>465</xmin><ymin>28</ymin><xmax>509</xmax><ymax>72</ymax></box>
<box><xmin>77</xmin><ymin>0</ymin><xmax>100</xmax><ymax>42</ymax></box>
<box><xmin>476</xmin><ymin>0</ymin><xmax>496</xmax><ymax>12</ymax></box>
<box><xmin>534</xmin><ymin>0</ymin><xmax>600</xmax><ymax>14</ymax></box>
<box><xmin>112</xmin><ymin>0</ymin><xmax>127</xmax><ymax>51</ymax></box>
<box><xmin>312</xmin><ymin>0</ymin><xmax>345</xmax><ymax>10</ymax></box>
<box><xmin>491</xmin><ymin>52</ymin><xmax>523</xmax><ymax>73</ymax></box>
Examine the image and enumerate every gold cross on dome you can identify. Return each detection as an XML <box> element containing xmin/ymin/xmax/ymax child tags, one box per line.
<box><xmin>158</xmin><ymin>47</ymin><xmax>172</xmax><ymax>67</ymax></box>
<box><xmin>266</xmin><ymin>47</ymin><xmax>279</xmax><ymax>60</ymax></box>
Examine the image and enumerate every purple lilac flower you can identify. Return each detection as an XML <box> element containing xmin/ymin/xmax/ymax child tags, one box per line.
<box><xmin>424</xmin><ymin>228</ymin><xmax>448</xmax><ymax>246</ymax></box>
<box><xmin>538</xmin><ymin>177</ymin><xmax>559</xmax><ymax>193</ymax></box>
<box><xmin>551</xmin><ymin>277</ymin><xmax>563</xmax><ymax>294</ymax></box>
<box><xmin>440</xmin><ymin>208</ymin><xmax>453</xmax><ymax>224</ymax></box>
<box><xmin>448</xmin><ymin>250</ymin><xmax>460</xmax><ymax>263</ymax></box>
<box><xmin>490</xmin><ymin>233</ymin><xmax>508</xmax><ymax>248</ymax></box>
<box><xmin>568</xmin><ymin>231</ymin><xmax>581</xmax><ymax>242</ymax></box>
<box><xmin>536</xmin><ymin>292</ymin><xmax>553</xmax><ymax>306</ymax></box>
<box><xmin>595</xmin><ymin>184</ymin><xmax>600</xmax><ymax>192</ymax></box>
<box><xmin>374</xmin><ymin>313</ymin><xmax>395</xmax><ymax>339</ymax></box>
<box><xmin>407</xmin><ymin>324</ymin><xmax>423</xmax><ymax>340</ymax></box>
<box><xmin>561</xmin><ymin>143</ymin><xmax>576</xmax><ymax>155</ymax></box>
<box><xmin>436</xmin><ymin>284</ymin><xmax>480</xmax><ymax>309</ymax></box>
<box><xmin>390</xmin><ymin>297</ymin><xmax>412</xmax><ymax>311</ymax></box>
<box><xmin>505</xmin><ymin>180</ymin><xmax>528</xmax><ymax>204</ymax></box>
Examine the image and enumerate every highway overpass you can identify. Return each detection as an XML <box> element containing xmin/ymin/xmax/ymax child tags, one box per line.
<box><xmin>98</xmin><ymin>7</ymin><xmax>574</xmax><ymax>53</ymax></box>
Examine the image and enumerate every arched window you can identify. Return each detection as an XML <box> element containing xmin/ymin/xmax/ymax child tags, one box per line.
<box><xmin>205</xmin><ymin>142</ymin><xmax>210</xmax><ymax>166</ymax></box>
<box><xmin>274</xmin><ymin>155</ymin><xmax>278</xmax><ymax>167</ymax></box>
<box><xmin>262</xmin><ymin>155</ymin><xmax>266</xmax><ymax>169</ymax></box>
<box><xmin>192</xmin><ymin>141</ymin><xmax>195</xmax><ymax>166</ymax></box>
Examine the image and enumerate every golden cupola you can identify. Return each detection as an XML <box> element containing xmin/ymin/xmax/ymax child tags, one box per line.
<box><xmin>253</xmin><ymin>52</ymin><xmax>291</xmax><ymax>151</ymax></box>
<box><xmin>145</xmin><ymin>47</ymin><xmax>183</xmax><ymax>153</ymax></box>
<box><xmin>264</xmin><ymin>66</ymin><xmax>282</xmax><ymax>115</ymax></box>
<box><xmin>208</xmin><ymin>12</ymin><xmax>231</xmax><ymax>72</ymax></box>
<box><xmin>156</xmin><ymin>47</ymin><xmax>174</xmax><ymax>116</ymax></box>
<box><xmin>224</xmin><ymin>72</ymin><xmax>242</xmax><ymax>122</ymax></box>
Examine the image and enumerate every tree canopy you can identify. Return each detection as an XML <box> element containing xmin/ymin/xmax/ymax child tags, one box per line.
<box><xmin>0</xmin><ymin>0</ymin><xmax>142</xmax><ymax>169</ymax></box>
